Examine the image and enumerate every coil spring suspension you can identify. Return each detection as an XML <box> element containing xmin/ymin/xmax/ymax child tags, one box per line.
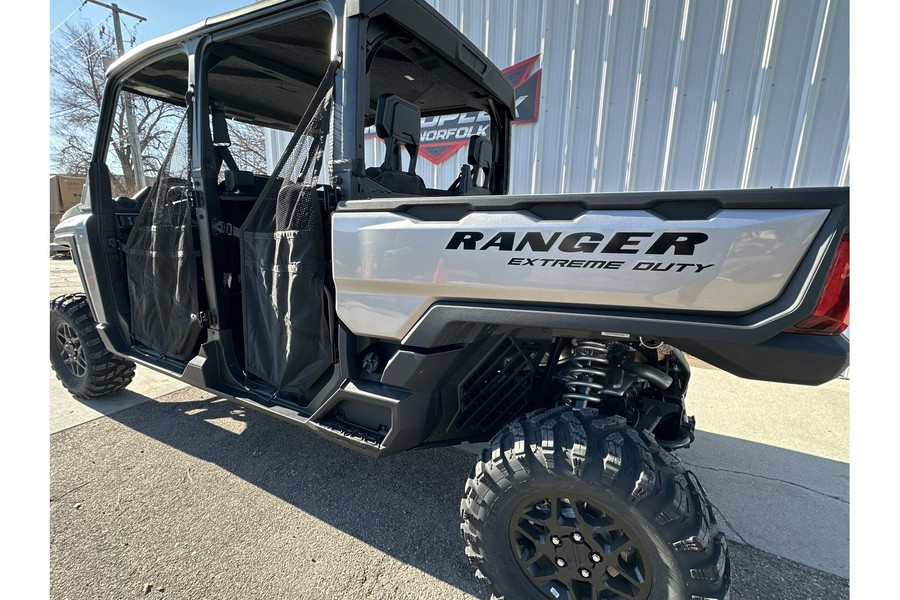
<box><xmin>561</xmin><ymin>340</ymin><xmax>611</xmax><ymax>409</ymax></box>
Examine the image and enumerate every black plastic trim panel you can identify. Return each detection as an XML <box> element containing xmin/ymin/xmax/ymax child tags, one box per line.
<box><xmin>338</xmin><ymin>187</ymin><xmax>849</xmax><ymax>216</ymax></box>
<box><xmin>675</xmin><ymin>332</ymin><xmax>849</xmax><ymax>386</ymax></box>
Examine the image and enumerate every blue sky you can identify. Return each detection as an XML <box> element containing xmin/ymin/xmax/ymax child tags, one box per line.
<box><xmin>50</xmin><ymin>0</ymin><xmax>254</xmax><ymax>47</ymax></box>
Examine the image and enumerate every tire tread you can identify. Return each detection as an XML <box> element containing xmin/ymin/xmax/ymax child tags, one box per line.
<box><xmin>460</xmin><ymin>407</ymin><xmax>731</xmax><ymax>599</ymax></box>
<box><xmin>50</xmin><ymin>294</ymin><xmax>135</xmax><ymax>399</ymax></box>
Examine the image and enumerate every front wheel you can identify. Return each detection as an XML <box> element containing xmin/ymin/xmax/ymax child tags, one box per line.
<box><xmin>460</xmin><ymin>407</ymin><xmax>730</xmax><ymax>600</ymax></box>
<box><xmin>50</xmin><ymin>294</ymin><xmax>136</xmax><ymax>399</ymax></box>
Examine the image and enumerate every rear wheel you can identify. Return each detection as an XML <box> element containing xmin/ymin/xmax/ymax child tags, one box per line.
<box><xmin>50</xmin><ymin>294</ymin><xmax>136</xmax><ymax>399</ymax></box>
<box><xmin>460</xmin><ymin>406</ymin><xmax>730</xmax><ymax>600</ymax></box>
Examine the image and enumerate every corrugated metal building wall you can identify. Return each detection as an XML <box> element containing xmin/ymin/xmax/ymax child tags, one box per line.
<box><xmin>363</xmin><ymin>0</ymin><xmax>849</xmax><ymax>195</ymax></box>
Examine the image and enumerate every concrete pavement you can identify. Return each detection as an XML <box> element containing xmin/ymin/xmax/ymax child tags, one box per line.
<box><xmin>50</xmin><ymin>366</ymin><xmax>186</xmax><ymax>434</ymax></box>
<box><xmin>681</xmin><ymin>363</ymin><xmax>849</xmax><ymax>578</ymax></box>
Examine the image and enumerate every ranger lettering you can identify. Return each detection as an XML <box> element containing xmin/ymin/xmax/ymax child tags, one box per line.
<box><xmin>448</xmin><ymin>230</ymin><xmax>709</xmax><ymax>255</ymax></box>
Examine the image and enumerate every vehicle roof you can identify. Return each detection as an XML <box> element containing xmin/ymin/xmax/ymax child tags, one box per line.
<box><xmin>106</xmin><ymin>0</ymin><xmax>288</xmax><ymax>77</ymax></box>
<box><xmin>107</xmin><ymin>0</ymin><xmax>515</xmax><ymax>117</ymax></box>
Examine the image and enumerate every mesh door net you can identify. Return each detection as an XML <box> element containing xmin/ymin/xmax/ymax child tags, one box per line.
<box><xmin>240</xmin><ymin>90</ymin><xmax>333</xmax><ymax>397</ymax></box>
<box><xmin>124</xmin><ymin>108</ymin><xmax>201</xmax><ymax>360</ymax></box>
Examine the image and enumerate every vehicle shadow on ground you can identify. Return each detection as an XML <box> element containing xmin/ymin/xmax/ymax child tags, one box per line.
<box><xmin>107</xmin><ymin>389</ymin><xmax>486</xmax><ymax>596</ymax></box>
<box><xmin>104</xmin><ymin>389</ymin><xmax>849</xmax><ymax>599</ymax></box>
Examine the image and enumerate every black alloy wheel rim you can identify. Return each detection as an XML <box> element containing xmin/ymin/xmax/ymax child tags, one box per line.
<box><xmin>56</xmin><ymin>322</ymin><xmax>87</xmax><ymax>377</ymax></box>
<box><xmin>509</xmin><ymin>493</ymin><xmax>652</xmax><ymax>600</ymax></box>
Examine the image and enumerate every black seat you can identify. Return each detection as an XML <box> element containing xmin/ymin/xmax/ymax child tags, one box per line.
<box><xmin>467</xmin><ymin>135</ymin><xmax>493</xmax><ymax>193</ymax></box>
<box><xmin>365</xmin><ymin>94</ymin><xmax>427</xmax><ymax>195</ymax></box>
<box><xmin>450</xmin><ymin>135</ymin><xmax>494</xmax><ymax>195</ymax></box>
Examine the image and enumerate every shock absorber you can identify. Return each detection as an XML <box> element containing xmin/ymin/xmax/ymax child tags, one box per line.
<box><xmin>561</xmin><ymin>340</ymin><xmax>610</xmax><ymax>409</ymax></box>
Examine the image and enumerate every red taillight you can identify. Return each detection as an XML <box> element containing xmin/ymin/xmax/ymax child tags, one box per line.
<box><xmin>785</xmin><ymin>233</ymin><xmax>849</xmax><ymax>335</ymax></box>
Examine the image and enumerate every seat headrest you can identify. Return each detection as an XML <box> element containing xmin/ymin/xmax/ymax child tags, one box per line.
<box><xmin>468</xmin><ymin>135</ymin><xmax>492</xmax><ymax>169</ymax></box>
<box><xmin>375</xmin><ymin>94</ymin><xmax>421</xmax><ymax>146</ymax></box>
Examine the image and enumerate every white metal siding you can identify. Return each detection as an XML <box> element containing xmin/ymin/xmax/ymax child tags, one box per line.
<box><xmin>362</xmin><ymin>0</ymin><xmax>849</xmax><ymax>195</ymax></box>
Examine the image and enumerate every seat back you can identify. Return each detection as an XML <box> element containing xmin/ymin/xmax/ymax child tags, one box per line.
<box><xmin>375</xmin><ymin>94</ymin><xmax>421</xmax><ymax>173</ymax></box>
<box><xmin>468</xmin><ymin>135</ymin><xmax>493</xmax><ymax>193</ymax></box>
<box><xmin>366</xmin><ymin>94</ymin><xmax>426</xmax><ymax>195</ymax></box>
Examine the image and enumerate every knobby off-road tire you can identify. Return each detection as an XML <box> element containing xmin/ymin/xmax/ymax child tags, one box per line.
<box><xmin>50</xmin><ymin>294</ymin><xmax>136</xmax><ymax>399</ymax></box>
<box><xmin>460</xmin><ymin>406</ymin><xmax>730</xmax><ymax>600</ymax></box>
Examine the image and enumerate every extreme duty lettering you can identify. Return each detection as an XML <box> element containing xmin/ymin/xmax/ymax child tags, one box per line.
<box><xmin>446</xmin><ymin>231</ymin><xmax>709</xmax><ymax>255</ymax></box>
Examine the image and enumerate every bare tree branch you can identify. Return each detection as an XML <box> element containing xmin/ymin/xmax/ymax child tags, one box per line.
<box><xmin>50</xmin><ymin>22</ymin><xmax>185</xmax><ymax>196</ymax></box>
<box><xmin>228</xmin><ymin>121</ymin><xmax>269</xmax><ymax>174</ymax></box>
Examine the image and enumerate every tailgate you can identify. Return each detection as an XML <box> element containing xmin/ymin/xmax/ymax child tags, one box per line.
<box><xmin>333</xmin><ymin>187</ymin><xmax>848</xmax><ymax>342</ymax></box>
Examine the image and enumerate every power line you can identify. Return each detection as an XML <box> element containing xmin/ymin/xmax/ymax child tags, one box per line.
<box><xmin>50</xmin><ymin>106</ymin><xmax>88</xmax><ymax>119</ymax></box>
<box><xmin>84</xmin><ymin>0</ymin><xmax>148</xmax><ymax>189</ymax></box>
<box><xmin>84</xmin><ymin>0</ymin><xmax>147</xmax><ymax>24</ymax></box>
<box><xmin>84</xmin><ymin>39</ymin><xmax>116</xmax><ymax>62</ymax></box>
<box><xmin>124</xmin><ymin>17</ymin><xmax>141</xmax><ymax>48</ymax></box>
<box><xmin>49</xmin><ymin>15</ymin><xmax>110</xmax><ymax>62</ymax></box>
<box><xmin>50</xmin><ymin>1</ymin><xmax>88</xmax><ymax>36</ymax></box>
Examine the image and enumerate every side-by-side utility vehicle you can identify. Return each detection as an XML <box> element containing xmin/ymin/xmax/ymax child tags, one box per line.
<box><xmin>50</xmin><ymin>1</ymin><xmax>849</xmax><ymax>598</ymax></box>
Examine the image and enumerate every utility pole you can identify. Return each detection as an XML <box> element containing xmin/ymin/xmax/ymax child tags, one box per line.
<box><xmin>87</xmin><ymin>0</ymin><xmax>147</xmax><ymax>189</ymax></box>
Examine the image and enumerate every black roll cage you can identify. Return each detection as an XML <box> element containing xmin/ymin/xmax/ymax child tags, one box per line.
<box><xmin>92</xmin><ymin>0</ymin><xmax>515</xmax><ymax>212</ymax></box>
<box><xmin>84</xmin><ymin>0</ymin><xmax>515</xmax><ymax>393</ymax></box>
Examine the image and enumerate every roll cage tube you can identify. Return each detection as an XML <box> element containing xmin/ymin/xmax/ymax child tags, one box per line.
<box><xmin>178</xmin><ymin>5</ymin><xmax>340</xmax><ymax>402</ymax></box>
<box><xmin>85</xmin><ymin>44</ymin><xmax>193</xmax><ymax>348</ymax></box>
